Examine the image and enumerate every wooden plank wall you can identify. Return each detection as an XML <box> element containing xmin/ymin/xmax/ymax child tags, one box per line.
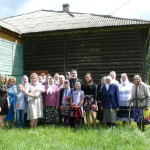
<box><xmin>0</xmin><ymin>38</ymin><xmax>23</xmax><ymax>83</ymax></box>
<box><xmin>23</xmin><ymin>28</ymin><xmax>148</xmax><ymax>83</ymax></box>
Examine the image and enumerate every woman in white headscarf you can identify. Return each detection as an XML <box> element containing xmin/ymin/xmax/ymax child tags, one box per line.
<box><xmin>25</xmin><ymin>73</ymin><xmax>45</xmax><ymax>129</ymax></box>
<box><xmin>117</xmin><ymin>73</ymin><xmax>133</xmax><ymax>125</ymax></box>
<box><xmin>22</xmin><ymin>75</ymin><xmax>29</xmax><ymax>91</ymax></box>
<box><xmin>44</xmin><ymin>78</ymin><xmax>60</xmax><ymax>125</ymax></box>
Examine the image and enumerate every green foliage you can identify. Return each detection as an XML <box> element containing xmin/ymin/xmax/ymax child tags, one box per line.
<box><xmin>147</xmin><ymin>47</ymin><xmax>150</xmax><ymax>84</ymax></box>
<box><xmin>0</xmin><ymin>125</ymin><xmax>150</xmax><ymax>150</ymax></box>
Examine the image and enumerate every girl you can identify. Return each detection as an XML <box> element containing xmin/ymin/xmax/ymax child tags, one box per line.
<box><xmin>60</xmin><ymin>80</ymin><xmax>71</xmax><ymax>126</ymax></box>
<box><xmin>44</xmin><ymin>78</ymin><xmax>60</xmax><ymax>125</ymax></box>
<box><xmin>14</xmin><ymin>84</ymin><xmax>27</xmax><ymax>128</ymax></box>
<box><xmin>70</xmin><ymin>82</ymin><xmax>84</xmax><ymax>128</ymax></box>
<box><xmin>83</xmin><ymin>73</ymin><xmax>97</xmax><ymax>128</ymax></box>
<box><xmin>5</xmin><ymin>77</ymin><xmax>17</xmax><ymax>128</ymax></box>
<box><xmin>25</xmin><ymin>73</ymin><xmax>45</xmax><ymax>129</ymax></box>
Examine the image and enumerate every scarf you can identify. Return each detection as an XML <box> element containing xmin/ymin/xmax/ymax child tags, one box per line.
<box><xmin>105</xmin><ymin>84</ymin><xmax>110</xmax><ymax>90</ymax></box>
<box><xmin>47</xmin><ymin>85</ymin><xmax>54</xmax><ymax>94</ymax></box>
<box><xmin>120</xmin><ymin>78</ymin><xmax>129</xmax><ymax>86</ymax></box>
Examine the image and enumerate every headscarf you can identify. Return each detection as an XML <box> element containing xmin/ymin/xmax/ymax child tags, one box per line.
<box><xmin>47</xmin><ymin>78</ymin><xmax>55</xmax><ymax>94</ymax></box>
<box><xmin>22</xmin><ymin>75</ymin><xmax>29</xmax><ymax>86</ymax></box>
<box><xmin>105</xmin><ymin>76</ymin><xmax>112</xmax><ymax>90</ymax></box>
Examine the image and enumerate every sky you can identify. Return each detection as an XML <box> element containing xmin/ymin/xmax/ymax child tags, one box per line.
<box><xmin>0</xmin><ymin>0</ymin><xmax>150</xmax><ymax>20</ymax></box>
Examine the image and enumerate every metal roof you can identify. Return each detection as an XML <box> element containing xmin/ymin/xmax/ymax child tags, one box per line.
<box><xmin>0</xmin><ymin>20</ymin><xmax>20</xmax><ymax>34</ymax></box>
<box><xmin>1</xmin><ymin>10</ymin><xmax>150</xmax><ymax>34</ymax></box>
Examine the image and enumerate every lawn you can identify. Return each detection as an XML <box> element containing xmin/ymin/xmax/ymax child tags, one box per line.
<box><xmin>0</xmin><ymin>123</ymin><xmax>150</xmax><ymax>150</ymax></box>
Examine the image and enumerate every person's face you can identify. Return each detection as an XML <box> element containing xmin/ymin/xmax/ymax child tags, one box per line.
<box><xmin>49</xmin><ymin>79</ymin><xmax>54</xmax><ymax>85</ymax></box>
<box><xmin>101</xmin><ymin>77</ymin><xmax>106</xmax><ymax>84</ymax></box>
<box><xmin>71</xmin><ymin>71</ymin><xmax>77</xmax><ymax>78</ymax></box>
<box><xmin>59</xmin><ymin>77</ymin><xmax>64</xmax><ymax>84</ymax></box>
<box><xmin>38</xmin><ymin>76</ymin><xmax>43</xmax><ymax>83</ymax></box>
<box><xmin>134</xmin><ymin>77</ymin><xmax>140</xmax><ymax>85</ymax></box>
<box><xmin>65</xmin><ymin>74</ymin><xmax>70</xmax><ymax>80</ymax></box>
<box><xmin>1</xmin><ymin>76</ymin><xmax>6</xmax><ymax>84</ymax></box>
<box><xmin>9</xmin><ymin>80</ymin><xmax>15</xmax><ymax>86</ymax></box>
<box><xmin>23</xmin><ymin>77</ymin><xmax>28</xmax><ymax>83</ymax></box>
<box><xmin>75</xmin><ymin>83</ymin><xmax>80</xmax><ymax>90</ymax></box>
<box><xmin>55</xmin><ymin>75</ymin><xmax>59</xmax><ymax>80</ymax></box>
<box><xmin>18</xmin><ymin>85</ymin><xmax>23</xmax><ymax>91</ymax></box>
<box><xmin>121</xmin><ymin>75</ymin><xmax>126</xmax><ymax>82</ymax></box>
<box><xmin>106</xmin><ymin>79</ymin><xmax>111</xmax><ymax>84</ymax></box>
<box><xmin>85</xmin><ymin>75</ymin><xmax>91</xmax><ymax>83</ymax></box>
<box><xmin>110</xmin><ymin>73</ymin><xmax>116</xmax><ymax>79</ymax></box>
<box><xmin>64</xmin><ymin>83</ymin><xmax>69</xmax><ymax>88</ymax></box>
<box><xmin>41</xmin><ymin>75</ymin><xmax>46</xmax><ymax>80</ymax></box>
<box><xmin>31</xmin><ymin>76</ymin><xmax>38</xmax><ymax>83</ymax></box>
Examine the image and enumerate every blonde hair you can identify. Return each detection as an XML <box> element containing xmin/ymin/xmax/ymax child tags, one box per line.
<box><xmin>8</xmin><ymin>77</ymin><xmax>16</xmax><ymax>84</ymax></box>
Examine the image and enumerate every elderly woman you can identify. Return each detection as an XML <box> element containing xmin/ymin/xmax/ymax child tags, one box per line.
<box><xmin>97</xmin><ymin>76</ymin><xmax>106</xmax><ymax>123</ymax></box>
<box><xmin>117</xmin><ymin>73</ymin><xmax>133</xmax><ymax>125</ymax></box>
<box><xmin>25</xmin><ymin>73</ymin><xmax>45</xmax><ymax>129</ymax></box>
<box><xmin>5</xmin><ymin>77</ymin><xmax>17</xmax><ymax>127</ymax></box>
<box><xmin>59</xmin><ymin>75</ymin><xmax>65</xmax><ymax>89</ymax></box>
<box><xmin>54</xmin><ymin>73</ymin><xmax>60</xmax><ymax>86</ymax></box>
<box><xmin>101</xmin><ymin>76</ymin><xmax>120</xmax><ymax>127</ymax></box>
<box><xmin>109</xmin><ymin>71</ymin><xmax>119</xmax><ymax>84</ymax></box>
<box><xmin>44</xmin><ymin>78</ymin><xmax>60</xmax><ymax>125</ymax></box>
<box><xmin>129</xmin><ymin>75</ymin><xmax>150</xmax><ymax>131</ymax></box>
<box><xmin>22</xmin><ymin>75</ymin><xmax>29</xmax><ymax>91</ymax></box>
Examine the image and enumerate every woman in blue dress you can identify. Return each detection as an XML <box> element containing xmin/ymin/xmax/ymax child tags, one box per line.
<box><xmin>5</xmin><ymin>77</ymin><xmax>17</xmax><ymax>127</ymax></box>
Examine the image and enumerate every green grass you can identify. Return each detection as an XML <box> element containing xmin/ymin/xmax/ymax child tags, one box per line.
<box><xmin>0</xmin><ymin>124</ymin><xmax>150</xmax><ymax>150</ymax></box>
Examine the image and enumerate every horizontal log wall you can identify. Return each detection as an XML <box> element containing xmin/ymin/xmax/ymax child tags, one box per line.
<box><xmin>23</xmin><ymin>27</ymin><xmax>148</xmax><ymax>83</ymax></box>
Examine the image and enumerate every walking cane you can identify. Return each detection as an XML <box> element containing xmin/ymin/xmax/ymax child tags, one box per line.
<box><xmin>128</xmin><ymin>102</ymin><xmax>132</xmax><ymax>126</ymax></box>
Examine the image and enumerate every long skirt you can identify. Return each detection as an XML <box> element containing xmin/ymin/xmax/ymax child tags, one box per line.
<box><xmin>133</xmin><ymin>107</ymin><xmax>144</xmax><ymax>123</ymax></box>
<box><xmin>117</xmin><ymin>106</ymin><xmax>134</xmax><ymax>121</ymax></box>
<box><xmin>44</xmin><ymin>106</ymin><xmax>59</xmax><ymax>124</ymax></box>
<box><xmin>103</xmin><ymin>109</ymin><xmax>117</xmax><ymax>123</ymax></box>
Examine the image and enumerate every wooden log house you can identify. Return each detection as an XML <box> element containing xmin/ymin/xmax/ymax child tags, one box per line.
<box><xmin>1</xmin><ymin>5</ymin><xmax>150</xmax><ymax>83</ymax></box>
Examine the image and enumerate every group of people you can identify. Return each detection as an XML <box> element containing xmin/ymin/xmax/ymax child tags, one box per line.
<box><xmin>0</xmin><ymin>70</ymin><xmax>150</xmax><ymax>131</ymax></box>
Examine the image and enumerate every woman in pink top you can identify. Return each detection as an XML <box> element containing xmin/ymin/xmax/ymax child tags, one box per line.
<box><xmin>44</xmin><ymin>78</ymin><xmax>60</xmax><ymax>125</ymax></box>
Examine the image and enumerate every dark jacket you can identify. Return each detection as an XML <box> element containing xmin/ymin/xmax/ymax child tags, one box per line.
<box><xmin>101</xmin><ymin>83</ymin><xmax>120</xmax><ymax>109</ymax></box>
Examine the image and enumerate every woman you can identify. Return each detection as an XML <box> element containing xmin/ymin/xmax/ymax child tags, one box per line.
<box><xmin>83</xmin><ymin>73</ymin><xmax>97</xmax><ymax>128</ymax></box>
<box><xmin>97</xmin><ymin>76</ymin><xmax>106</xmax><ymax>123</ymax></box>
<box><xmin>0</xmin><ymin>75</ymin><xmax>9</xmax><ymax>128</ymax></box>
<box><xmin>5</xmin><ymin>77</ymin><xmax>17</xmax><ymax>127</ymax></box>
<box><xmin>65</xmin><ymin>72</ymin><xmax>71</xmax><ymax>80</ymax></box>
<box><xmin>59</xmin><ymin>75</ymin><xmax>65</xmax><ymax>89</ymax></box>
<box><xmin>25</xmin><ymin>73</ymin><xmax>45</xmax><ymax>129</ymax></box>
<box><xmin>129</xmin><ymin>75</ymin><xmax>150</xmax><ymax>131</ymax></box>
<box><xmin>54</xmin><ymin>73</ymin><xmax>59</xmax><ymax>86</ymax></box>
<box><xmin>109</xmin><ymin>71</ymin><xmax>119</xmax><ymax>84</ymax></box>
<box><xmin>44</xmin><ymin>78</ymin><xmax>60</xmax><ymax>125</ymax></box>
<box><xmin>22</xmin><ymin>75</ymin><xmax>29</xmax><ymax>91</ymax></box>
<box><xmin>101</xmin><ymin>76</ymin><xmax>120</xmax><ymax>127</ymax></box>
<box><xmin>117</xmin><ymin>73</ymin><xmax>133</xmax><ymax>125</ymax></box>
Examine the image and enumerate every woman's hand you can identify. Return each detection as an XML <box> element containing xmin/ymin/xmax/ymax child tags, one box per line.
<box><xmin>116</xmin><ymin>108</ymin><xmax>119</xmax><ymax>112</ymax></box>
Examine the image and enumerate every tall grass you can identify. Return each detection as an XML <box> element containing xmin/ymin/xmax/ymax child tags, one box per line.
<box><xmin>0</xmin><ymin>124</ymin><xmax>150</xmax><ymax>150</ymax></box>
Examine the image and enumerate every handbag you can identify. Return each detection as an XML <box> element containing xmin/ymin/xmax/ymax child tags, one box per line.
<box><xmin>143</xmin><ymin>106</ymin><xmax>150</xmax><ymax>125</ymax></box>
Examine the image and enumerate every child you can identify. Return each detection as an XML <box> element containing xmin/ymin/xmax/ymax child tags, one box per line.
<box><xmin>60</xmin><ymin>80</ymin><xmax>71</xmax><ymax>126</ymax></box>
<box><xmin>14</xmin><ymin>84</ymin><xmax>27</xmax><ymax>128</ymax></box>
<box><xmin>70</xmin><ymin>82</ymin><xmax>84</xmax><ymax>128</ymax></box>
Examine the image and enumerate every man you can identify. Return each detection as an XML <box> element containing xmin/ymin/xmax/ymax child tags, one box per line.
<box><xmin>69</xmin><ymin>69</ymin><xmax>83</xmax><ymax>91</ymax></box>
